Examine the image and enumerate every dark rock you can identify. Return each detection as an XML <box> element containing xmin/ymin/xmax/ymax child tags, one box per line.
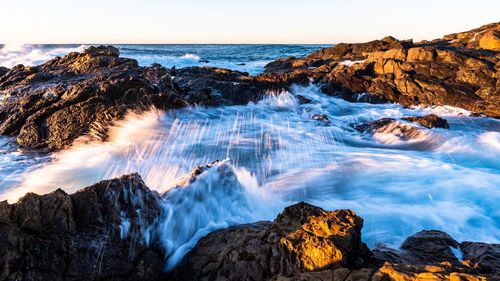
<box><xmin>167</xmin><ymin>202</ymin><xmax>369</xmax><ymax>281</ymax></box>
<box><xmin>460</xmin><ymin>242</ymin><xmax>500</xmax><ymax>273</ymax></box>
<box><xmin>297</xmin><ymin>95</ymin><xmax>312</xmax><ymax>104</ymax></box>
<box><xmin>172</xmin><ymin>67</ymin><xmax>310</xmax><ymax>106</ymax></box>
<box><xmin>0</xmin><ymin>66</ymin><xmax>9</xmax><ymax>78</ymax></box>
<box><xmin>312</xmin><ymin>113</ymin><xmax>330</xmax><ymax>124</ymax></box>
<box><xmin>0</xmin><ymin>173</ymin><xmax>164</xmax><ymax>281</ymax></box>
<box><xmin>403</xmin><ymin>114</ymin><xmax>450</xmax><ymax>129</ymax></box>
<box><xmin>0</xmin><ymin>45</ymin><xmax>186</xmax><ymax>151</ymax></box>
<box><xmin>199</xmin><ymin>60</ymin><xmax>209</xmax><ymax>63</ymax></box>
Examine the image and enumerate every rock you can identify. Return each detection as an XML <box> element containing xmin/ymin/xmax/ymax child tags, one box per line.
<box><xmin>199</xmin><ymin>60</ymin><xmax>209</xmax><ymax>63</ymax></box>
<box><xmin>167</xmin><ymin>202</ymin><xmax>370</xmax><ymax>281</ymax></box>
<box><xmin>403</xmin><ymin>114</ymin><xmax>450</xmax><ymax>129</ymax></box>
<box><xmin>297</xmin><ymin>95</ymin><xmax>312</xmax><ymax>104</ymax></box>
<box><xmin>0</xmin><ymin>45</ymin><xmax>186</xmax><ymax>151</ymax></box>
<box><xmin>479</xmin><ymin>30</ymin><xmax>500</xmax><ymax>51</ymax></box>
<box><xmin>0</xmin><ymin>67</ymin><xmax>9</xmax><ymax>78</ymax></box>
<box><xmin>172</xmin><ymin>67</ymin><xmax>310</xmax><ymax>106</ymax></box>
<box><xmin>460</xmin><ymin>242</ymin><xmax>500</xmax><ymax>273</ymax></box>
<box><xmin>0</xmin><ymin>173</ymin><xmax>165</xmax><ymax>281</ymax></box>
<box><xmin>311</xmin><ymin>114</ymin><xmax>330</xmax><ymax>124</ymax></box>
<box><xmin>264</xmin><ymin>22</ymin><xmax>500</xmax><ymax>117</ymax></box>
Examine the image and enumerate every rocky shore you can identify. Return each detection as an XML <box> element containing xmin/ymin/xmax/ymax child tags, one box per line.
<box><xmin>0</xmin><ymin>23</ymin><xmax>499</xmax><ymax>280</ymax></box>
<box><xmin>0</xmin><ymin>171</ymin><xmax>498</xmax><ymax>281</ymax></box>
<box><xmin>0</xmin><ymin>22</ymin><xmax>497</xmax><ymax>152</ymax></box>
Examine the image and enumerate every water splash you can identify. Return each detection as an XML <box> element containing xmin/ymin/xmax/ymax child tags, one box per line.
<box><xmin>0</xmin><ymin>84</ymin><xmax>498</xmax><ymax>267</ymax></box>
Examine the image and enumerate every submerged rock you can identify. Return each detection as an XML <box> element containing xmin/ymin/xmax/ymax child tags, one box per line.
<box><xmin>403</xmin><ymin>114</ymin><xmax>450</xmax><ymax>129</ymax></box>
<box><xmin>0</xmin><ymin>174</ymin><xmax>164</xmax><ymax>281</ymax></box>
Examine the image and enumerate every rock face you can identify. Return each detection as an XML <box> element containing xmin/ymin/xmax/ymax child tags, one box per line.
<box><xmin>0</xmin><ymin>46</ymin><xmax>310</xmax><ymax>151</ymax></box>
<box><xmin>1</xmin><ymin>179</ymin><xmax>499</xmax><ymax>281</ymax></box>
<box><xmin>167</xmin><ymin>202</ymin><xmax>370</xmax><ymax>281</ymax></box>
<box><xmin>265</xmin><ymin>22</ymin><xmax>500</xmax><ymax>117</ymax></box>
<box><xmin>0</xmin><ymin>174</ymin><xmax>164</xmax><ymax>281</ymax></box>
<box><xmin>0</xmin><ymin>46</ymin><xmax>186</xmax><ymax>151</ymax></box>
<box><xmin>169</xmin><ymin>204</ymin><xmax>499</xmax><ymax>281</ymax></box>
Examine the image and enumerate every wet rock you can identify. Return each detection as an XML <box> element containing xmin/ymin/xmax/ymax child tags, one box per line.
<box><xmin>372</xmin><ymin>230</ymin><xmax>461</xmax><ymax>266</ymax></box>
<box><xmin>0</xmin><ymin>45</ymin><xmax>186</xmax><ymax>151</ymax></box>
<box><xmin>199</xmin><ymin>60</ymin><xmax>209</xmax><ymax>63</ymax></box>
<box><xmin>354</xmin><ymin>118</ymin><xmax>425</xmax><ymax>140</ymax></box>
<box><xmin>403</xmin><ymin>114</ymin><xmax>450</xmax><ymax>129</ymax></box>
<box><xmin>311</xmin><ymin>114</ymin><xmax>330</xmax><ymax>124</ymax></box>
<box><xmin>297</xmin><ymin>95</ymin><xmax>312</xmax><ymax>104</ymax></box>
<box><xmin>0</xmin><ymin>173</ymin><xmax>164</xmax><ymax>281</ymax></box>
<box><xmin>460</xmin><ymin>242</ymin><xmax>500</xmax><ymax>273</ymax></box>
<box><xmin>172</xmin><ymin>67</ymin><xmax>310</xmax><ymax>106</ymax></box>
<box><xmin>167</xmin><ymin>202</ymin><xmax>370</xmax><ymax>281</ymax></box>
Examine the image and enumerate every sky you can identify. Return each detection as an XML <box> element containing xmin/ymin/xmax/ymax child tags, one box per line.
<box><xmin>1</xmin><ymin>0</ymin><xmax>499</xmax><ymax>44</ymax></box>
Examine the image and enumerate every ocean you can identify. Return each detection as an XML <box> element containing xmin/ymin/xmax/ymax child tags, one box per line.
<box><xmin>0</xmin><ymin>44</ymin><xmax>499</xmax><ymax>269</ymax></box>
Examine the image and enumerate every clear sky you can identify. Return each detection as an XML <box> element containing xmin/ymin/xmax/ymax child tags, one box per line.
<box><xmin>1</xmin><ymin>0</ymin><xmax>499</xmax><ymax>44</ymax></box>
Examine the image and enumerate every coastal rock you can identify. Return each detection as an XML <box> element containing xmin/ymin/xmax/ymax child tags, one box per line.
<box><xmin>0</xmin><ymin>67</ymin><xmax>9</xmax><ymax>78</ymax></box>
<box><xmin>0</xmin><ymin>45</ymin><xmax>186</xmax><ymax>151</ymax></box>
<box><xmin>167</xmin><ymin>202</ymin><xmax>370</xmax><ymax>281</ymax></box>
<box><xmin>0</xmin><ymin>173</ymin><xmax>164</xmax><ymax>281</ymax></box>
<box><xmin>172</xmin><ymin>66</ymin><xmax>310</xmax><ymax>106</ymax></box>
<box><xmin>265</xmin><ymin>22</ymin><xmax>500</xmax><ymax>117</ymax></box>
<box><xmin>403</xmin><ymin>114</ymin><xmax>450</xmax><ymax>129</ymax></box>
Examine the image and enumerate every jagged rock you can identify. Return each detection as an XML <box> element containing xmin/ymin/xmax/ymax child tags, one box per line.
<box><xmin>0</xmin><ymin>45</ymin><xmax>186</xmax><ymax>151</ymax></box>
<box><xmin>0</xmin><ymin>174</ymin><xmax>164</xmax><ymax>281</ymax></box>
<box><xmin>460</xmin><ymin>242</ymin><xmax>500</xmax><ymax>273</ymax></box>
<box><xmin>403</xmin><ymin>114</ymin><xmax>450</xmax><ymax>129</ymax></box>
<box><xmin>167</xmin><ymin>202</ymin><xmax>370</xmax><ymax>281</ymax></box>
<box><xmin>172</xmin><ymin>67</ymin><xmax>310</xmax><ymax>106</ymax></box>
<box><xmin>264</xmin><ymin>22</ymin><xmax>500</xmax><ymax>117</ymax></box>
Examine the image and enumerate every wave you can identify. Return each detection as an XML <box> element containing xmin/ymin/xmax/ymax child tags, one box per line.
<box><xmin>0</xmin><ymin>44</ymin><xmax>88</xmax><ymax>68</ymax></box>
<box><xmin>0</xmin><ymin>84</ymin><xmax>498</xmax><ymax>267</ymax></box>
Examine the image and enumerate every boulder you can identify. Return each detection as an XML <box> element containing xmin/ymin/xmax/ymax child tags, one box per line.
<box><xmin>167</xmin><ymin>202</ymin><xmax>370</xmax><ymax>281</ymax></box>
<box><xmin>0</xmin><ymin>174</ymin><xmax>164</xmax><ymax>281</ymax></box>
<box><xmin>0</xmin><ymin>45</ymin><xmax>186</xmax><ymax>151</ymax></box>
<box><xmin>403</xmin><ymin>114</ymin><xmax>450</xmax><ymax>129</ymax></box>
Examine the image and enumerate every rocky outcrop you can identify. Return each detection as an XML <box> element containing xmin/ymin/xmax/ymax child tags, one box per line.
<box><xmin>0</xmin><ymin>46</ymin><xmax>311</xmax><ymax>151</ymax></box>
<box><xmin>0</xmin><ymin>46</ymin><xmax>186</xmax><ymax>151</ymax></box>
<box><xmin>1</xmin><ymin>178</ymin><xmax>498</xmax><ymax>281</ymax></box>
<box><xmin>172</xmin><ymin>67</ymin><xmax>310</xmax><ymax>106</ymax></box>
<box><xmin>169</xmin><ymin>203</ymin><xmax>499</xmax><ymax>281</ymax></box>
<box><xmin>265</xmin><ymin>22</ymin><xmax>500</xmax><ymax>117</ymax></box>
<box><xmin>0</xmin><ymin>173</ymin><xmax>164</xmax><ymax>281</ymax></box>
<box><xmin>167</xmin><ymin>202</ymin><xmax>370</xmax><ymax>281</ymax></box>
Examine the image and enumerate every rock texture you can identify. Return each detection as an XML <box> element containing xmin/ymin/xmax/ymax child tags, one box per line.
<box><xmin>168</xmin><ymin>203</ymin><xmax>499</xmax><ymax>281</ymax></box>
<box><xmin>167</xmin><ymin>202</ymin><xmax>370</xmax><ymax>281</ymax></box>
<box><xmin>0</xmin><ymin>46</ymin><xmax>186</xmax><ymax>151</ymax></box>
<box><xmin>0</xmin><ymin>173</ymin><xmax>164</xmax><ymax>281</ymax></box>
<box><xmin>1</xmin><ymin>180</ymin><xmax>499</xmax><ymax>281</ymax></box>
<box><xmin>265</xmin><ymin>22</ymin><xmax>500</xmax><ymax>117</ymax></box>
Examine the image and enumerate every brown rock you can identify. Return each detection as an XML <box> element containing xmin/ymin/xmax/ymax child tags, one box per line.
<box><xmin>168</xmin><ymin>202</ymin><xmax>369</xmax><ymax>281</ymax></box>
<box><xmin>403</xmin><ymin>114</ymin><xmax>450</xmax><ymax>129</ymax></box>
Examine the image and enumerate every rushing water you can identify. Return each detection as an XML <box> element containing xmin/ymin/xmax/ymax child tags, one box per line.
<box><xmin>0</xmin><ymin>45</ymin><xmax>499</xmax><ymax>269</ymax></box>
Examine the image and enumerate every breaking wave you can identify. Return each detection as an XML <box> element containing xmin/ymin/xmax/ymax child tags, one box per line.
<box><xmin>0</xmin><ymin>84</ymin><xmax>498</xmax><ymax>268</ymax></box>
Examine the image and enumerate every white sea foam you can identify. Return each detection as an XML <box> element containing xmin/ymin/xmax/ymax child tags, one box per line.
<box><xmin>0</xmin><ymin>44</ymin><xmax>88</xmax><ymax>68</ymax></box>
<box><xmin>0</xmin><ymin>84</ymin><xmax>498</xmax><ymax>269</ymax></box>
